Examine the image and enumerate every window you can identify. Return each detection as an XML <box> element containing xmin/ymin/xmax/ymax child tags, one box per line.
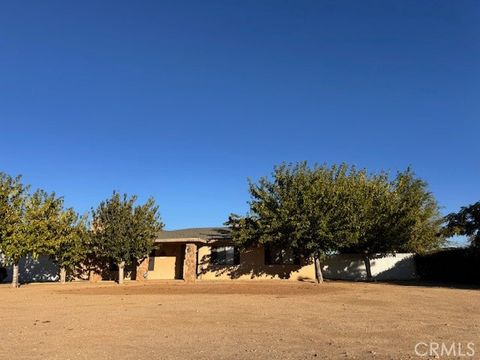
<box><xmin>148</xmin><ymin>250</ymin><xmax>156</xmax><ymax>271</ymax></box>
<box><xmin>265</xmin><ymin>245</ymin><xmax>300</xmax><ymax>265</ymax></box>
<box><xmin>211</xmin><ymin>246</ymin><xmax>240</xmax><ymax>265</ymax></box>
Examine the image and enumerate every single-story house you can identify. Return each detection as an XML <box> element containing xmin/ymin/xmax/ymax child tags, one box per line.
<box><xmin>140</xmin><ymin>227</ymin><xmax>316</xmax><ymax>282</ymax></box>
<box><xmin>1</xmin><ymin>227</ymin><xmax>417</xmax><ymax>284</ymax></box>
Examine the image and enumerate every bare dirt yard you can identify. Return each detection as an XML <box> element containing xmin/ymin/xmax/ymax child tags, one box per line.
<box><xmin>0</xmin><ymin>280</ymin><xmax>478</xmax><ymax>360</ymax></box>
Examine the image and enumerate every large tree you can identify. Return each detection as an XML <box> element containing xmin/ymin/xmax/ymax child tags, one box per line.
<box><xmin>342</xmin><ymin>168</ymin><xmax>444</xmax><ymax>280</ymax></box>
<box><xmin>391</xmin><ymin>169</ymin><xmax>444</xmax><ymax>253</ymax></box>
<box><xmin>228</xmin><ymin>163</ymin><xmax>444</xmax><ymax>283</ymax></box>
<box><xmin>443</xmin><ymin>201</ymin><xmax>480</xmax><ymax>248</ymax></box>
<box><xmin>227</xmin><ymin>163</ymin><xmax>364</xmax><ymax>283</ymax></box>
<box><xmin>0</xmin><ymin>172</ymin><xmax>64</xmax><ymax>287</ymax></box>
<box><xmin>0</xmin><ymin>173</ymin><xmax>29</xmax><ymax>287</ymax></box>
<box><xmin>50</xmin><ymin>209</ymin><xmax>90</xmax><ymax>283</ymax></box>
<box><xmin>91</xmin><ymin>192</ymin><xmax>163</xmax><ymax>284</ymax></box>
<box><xmin>337</xmin><ymin>170</ymin><xmax>395</xmax><ymax>280</ymax></box>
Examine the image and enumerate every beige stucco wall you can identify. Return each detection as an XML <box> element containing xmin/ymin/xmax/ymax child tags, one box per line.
<box><xmin>148</xmin><ymin>244</ymin><xmax>184</xmax><ymax>280</ymax></box>
<box><xmin>197</xmin><ymin>245</ymin><xmax>315</xmax><ymax>281</ymax></box>
<box><xmin>149</xmin><ymin>257</ymin><xmax>177</xmax><ymax>279</ymax></box>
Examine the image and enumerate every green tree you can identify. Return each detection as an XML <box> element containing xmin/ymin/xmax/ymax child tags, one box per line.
<box><xmin>91</xmin><ymin>192</ymin><xmax>163</xmax><ymax>284</ymax></box>
<box><xmin>0</xmin><ymin>173</ymin><xmax>29</xmax><ymax>287</ymax></box>
<box><xmin>342</xmin><ymin>168</ymin><xmax>444</xmax><ymax>280</ymax></box>
<box><xmin>338</xmin><ymin>170</ymin><xmax>393</xmax><ymax>280</ymax></box>
<box><xmin>25</xmin><ymin>190</ymin><xmax>67</xmax><ymax>258</ymax></box>
<box><xmin>443</xmin><ymin>201</ymin><xmax>480</xmax><ymax>248</ymax></box>
<box><xmin>51</xmin><ymin>209</ymin><xmax>90</xmax><ymax>283</ymax></box>
<box><xmin>0</xmin><ymin>172</ymin><xmax>64</xmax><ymax>287</ymax></box>
<box><xmin>228</xmin><ymin>163</ymin><xmax>444</xmax><ymax>283</ymax></box>
<box><xmin>227</xmin><ymin>163</ymin><xmax>362</xmax><ymax>283</ymax></box>
<box><xmin>391</xmin><ymin>169</ymin><xmax>444</xmax><ymax>253</ymax></box>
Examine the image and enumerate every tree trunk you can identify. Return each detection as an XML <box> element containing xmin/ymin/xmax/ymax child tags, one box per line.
<box><xmin>364</xmin><ymin>254</ymin><xmax>373</xmax><ymax>281</ymax></box>
<box><xmin>118</xmin><ymin>261</ymin><xmax>125</xmax><ymax>285</ymax></box>
<box><xmin>314</xmin><ymin>252</ymin><xmax>324</xmax><ymax>284</ymax></box>
<box><xmin>12</xmin><ymin>262</ymin><xmax>19</xmax><ymax>288</ymax></box>
<box><xmin>60</xmin><ymin>267</ymin><xmax>67</xmax><ymax>284</ymax></box>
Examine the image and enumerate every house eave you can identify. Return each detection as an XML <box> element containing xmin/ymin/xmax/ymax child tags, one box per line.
<box><xmin>155</xmin><ymin>237</ymin><xmax>212</xmax><ymax>244</ymax></box>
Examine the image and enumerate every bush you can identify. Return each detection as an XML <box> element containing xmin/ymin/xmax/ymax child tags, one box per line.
<box><xmin>415</xmin><ymin>248</ymin><xmax>480</xmax><ymax>284</ymax></box>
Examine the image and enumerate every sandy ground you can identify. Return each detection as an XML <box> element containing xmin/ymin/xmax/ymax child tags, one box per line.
<box><xmin>0</xmin><ymin>280</ymin><xmax>478</xmax><ymax>360</ymax></box>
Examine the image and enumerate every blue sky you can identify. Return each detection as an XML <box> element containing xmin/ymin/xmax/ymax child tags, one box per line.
<box><xmin>0</xmin><ymin>1</ymin><xmax>479</xmax><ymax>233</ymax></box>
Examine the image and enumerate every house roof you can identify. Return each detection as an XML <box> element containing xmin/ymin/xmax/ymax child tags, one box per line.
<box><xmin>155</xmin><ymin>227</ymin><xmax>231</xmax><ymax>243</ymax></box>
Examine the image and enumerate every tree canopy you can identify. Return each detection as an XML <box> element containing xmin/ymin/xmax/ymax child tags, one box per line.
<box><xmin>0</xmin><ymin>173</ymin><xmax>69</xmax><ymax>287</ymax></box>
<box><xmin>0</xmin><ymin>175</ymin><xmax>64</xmax><ymax>262</ymax></box>
<box><xmin>443</xmin><ymin>201</ymin><xmax>480</xmax><ymax>248</ymax></box>
<box><xmin>343</xmin><ymin>168</ymin><xmax>444</xmax><ymax>255</ymax></box>
<box><xmin>1</xmin><ymin>171</ymin><xmax>165</xmax><ymax>287</ymax></box>
<box><xmin>91</xmin><ymin>192</ymin><xmax>163</xmax><ymax>284</ymax></box>
<box><xmin>227</xmin><ymin>162</ymin><xmax>444</xmax><ymax>282</ymax></box>
<box><xmin>0</xmin><ymin>173</ymin><xmax>30</xmax><ymax>264</ymax></box>
<box><xmin>50</xmin><ymin>208</ymin><xmax>90</xmax><ymax>282</ymax></box>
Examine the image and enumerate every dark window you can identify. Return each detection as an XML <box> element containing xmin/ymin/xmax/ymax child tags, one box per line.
<box><xmin>148</xmin><ymin>249</ymin><xmax>157</xmax><ymax>271</ymax></box>
<box><xmin>265</xmin><ymin>245</ymin><xmax>300</xmax><ymax>265</ymax></box>
<box><xmin>211</xmin><ymin>246</ymin><xmax>240</xmax><ymax>265</ymax></box>
<box><xmin>148</xmin><ymin>256</ymin><xmax>155</xmax><ymax>271</ymax></box>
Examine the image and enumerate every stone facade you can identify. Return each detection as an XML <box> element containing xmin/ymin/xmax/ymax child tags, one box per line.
<box><xmin>183</xmin><ymin>243</ymin><xmax>197</xmax><ymax>282</ymax></box>
<box><xmin>136</xmin><ymin>257</ymin><xmax>150</xmax><ymax>281</ymax></box>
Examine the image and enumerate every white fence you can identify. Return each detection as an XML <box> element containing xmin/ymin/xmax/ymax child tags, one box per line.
<box><xmin>1</xmin><ymin>252</ymin><xmax>417</xmax><ymax>283</ymax></box>
<box><xmin>322</xmin><ymin>253</ymin><xmax>417</xmax><ymax>281</ymax></box>
<box><xmin>0</xmin><ymin>255</ymin><xmax>59</xmax><ymax>283</ymax></box>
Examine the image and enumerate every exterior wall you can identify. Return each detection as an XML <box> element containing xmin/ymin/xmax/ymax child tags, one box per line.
<box><xmin>197</xmin><ymin>245</ymin><xmax>316</xmax><ymax>281</ymax></box>
<box><xmin>0</xmin><ymin>250</ymin><xmax>415</xmax><ymax>283</ymax></box>
<box><xmin>1</xmin><ymin>254</ymin><xmax>59</xmax><ymax>283</ymax></box>
<box><xmin>322</xmin><ymin>253</ymin><xmax>416</xmax><ymax>281</ymax></box>
<box><xmin>148</xmin><ymin>243</ymin><xmax>184</xmax><ymax>280</ymax></box>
